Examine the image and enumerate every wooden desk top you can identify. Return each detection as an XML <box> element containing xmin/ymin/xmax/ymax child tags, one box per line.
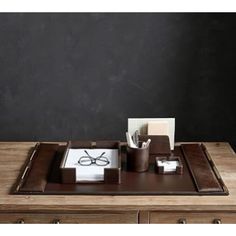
<box><xmin>0</xmin><ymin>142</ymin><xmax>235</xmax><ymax>212</ymax></box>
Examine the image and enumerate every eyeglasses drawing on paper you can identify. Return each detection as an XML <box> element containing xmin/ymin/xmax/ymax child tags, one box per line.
<box><xmin>77</xmin><ymin>150</ymin><xmax>110</xmax><ymax>166</ymax></box>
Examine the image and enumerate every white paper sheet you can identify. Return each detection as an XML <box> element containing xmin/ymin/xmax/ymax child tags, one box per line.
<box><xmin>64</xmin><ymin>149</ymin><xmax>119</xmax><ymax>181</ymax></box>
<box><xmin>157</xmin><ymin>160</ymin><xmax>179</xmax><ymax>172</ymax></box>
<box><xmin>128</xmin><ymin>118</ymin><xmax>175</xmax><ymax>150</ymax></box>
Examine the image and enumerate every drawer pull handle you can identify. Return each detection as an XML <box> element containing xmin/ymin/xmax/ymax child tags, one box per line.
<box><xmin>213</xmin><ymin>219</ymin><xmax>222</xmax><ymax>224</ymax></box>
<box><xmin>53</xmin><ymin>219</ymin><xmax>60</xmax><ymax>224</ymax></box>
<box><xmin>178</xmin><ymin>218</ymin><xmax>187</xmax><ymax>224</ymax></box>
<box><xmin>16</xmin><ymin>219</ymin><xmax>25</xmax><ymax>224</ymax></box>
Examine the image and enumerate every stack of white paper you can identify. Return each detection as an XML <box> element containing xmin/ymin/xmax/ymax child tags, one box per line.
<box><xmin>64</xmin><ymin>149</ymin><xmax>119</xmax><ymax>181</ymax></box>
<box><xmin>157</xmin><ymin>160</ymin><xmax>179</xmax><ymax>172</ymax></box>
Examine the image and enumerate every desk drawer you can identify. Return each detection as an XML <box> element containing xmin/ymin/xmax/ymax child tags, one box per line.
<box><xmin>149</xmin><ymin>212</ymin><xmax>236</xmax><ymax>224</ymax></box>
<box><xmin>0</xmin><ymin>211</ymin><xmax>138</xmax><ymax>224</ymax></box>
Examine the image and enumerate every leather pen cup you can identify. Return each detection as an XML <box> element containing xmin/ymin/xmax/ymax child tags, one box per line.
<box><xmin>127</xmin><ymin>142</ymin><xmax>150</xmax><ymax>172</ymax></box>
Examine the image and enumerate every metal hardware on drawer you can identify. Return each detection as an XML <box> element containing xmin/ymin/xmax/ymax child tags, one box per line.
<box><xmin>16</xmin><ymin>219</ymin><xmax>25</xmax><ymax>224</ymax></box>
<box><xmin>52</xmin><ymin>219</ymin><xmax>60</xmax><ymax>224</ymax></box>
<box><xmin>178</xmin><ymin>218</ymin><xmax>187</xmax><ymax>224</ymax></box>
<box><xmin>213</xmin><ymin>219</ymin><xmax>222</xmax><ymax>224</ymax></box>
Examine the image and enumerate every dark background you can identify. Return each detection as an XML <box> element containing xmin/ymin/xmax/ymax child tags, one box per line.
<box><xmin>0</xmin><ymin>13</ymin><xmax>235</xmax><ymax>150</ymax></box>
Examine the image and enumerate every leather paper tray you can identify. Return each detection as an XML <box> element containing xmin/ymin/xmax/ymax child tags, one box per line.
<box><xmin>13</xmin><ymin>141</ymin><xmax>228</xmax><ymax>196</ymax></box>
<box><xmin>60</xmin><ymin>141</ymin><xmax>122</xmax><ymax>184</ymax></box>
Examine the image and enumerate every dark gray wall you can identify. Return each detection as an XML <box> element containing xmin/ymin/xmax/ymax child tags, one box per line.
<box><xmin>0</xmin><ymin>13</ymin><xmax>235</xmax><ymax>150</ymax></box>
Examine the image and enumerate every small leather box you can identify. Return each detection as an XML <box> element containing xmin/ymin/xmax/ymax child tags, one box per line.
<box><xmin>138</xmin><ymin>135</ymin><xmax>171</xmax><ymax>156</ymax></box>
<box><xmin>155</xmin><ymin>156</ymin><xmax>183</xmax><ymax>175</ymax></box>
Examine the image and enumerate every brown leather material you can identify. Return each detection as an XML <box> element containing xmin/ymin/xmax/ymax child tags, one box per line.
<box><xmin>181</xmin><ymin>144</ymin><xmax>223</xmax><ymax>192</ymax></box>
<box><xmin>68</xmin><ymin>141</ymin><xmax>120</xmax><ymax>149</ymax></box>
<box><xmin>68</xmin><ymin>141</ymin><xmax>92</xmax><ymax>148</ymax></box>
<box><xmin>20</xmin><ymin>143</ymin><xmax>59</xmax><ymax>192</ymax></box>
<box><xmin>95</xmin><ymin>141</ymin><xmax>121</xmax><ymax>149</ymax></box>
<box><xmin>138</xmin><ymin>135</ymin><xmax>171</xmax><ymax>156</ymax></box>
<box><xmin>127</xmin><ymin>144</ymin><xmax>150</xmax><ymax>172</ymax></box>
<box><xmin>60</xmin><ymin>168</ymin><xmax>76</xmax><ymax>184</ymax></box>
<box><xmin>14</xmin><ymin>143</ymin><xmax>228</xmax><ymax>195</ymax></box>
<box><xmin>42</xmin><ymin>145</ymin><xmax>199</xmax><ymax>195</ymax></box>
<box><xmin>104</xmin><ymin>168</ymin><xmax>121</xmax><ymax>184</ymax></box>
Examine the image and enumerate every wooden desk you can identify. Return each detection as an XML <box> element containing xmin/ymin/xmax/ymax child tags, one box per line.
<box><xmin>0</xmin><ymin>142</ymin><xmax>235</xmax><ymax>224</ymax></box>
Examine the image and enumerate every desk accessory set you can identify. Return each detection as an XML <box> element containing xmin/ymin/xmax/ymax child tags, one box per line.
<box><xmin>13</xmin><ymin>118</ymin><xmax>228</xmax><ymax>196</ymax></box>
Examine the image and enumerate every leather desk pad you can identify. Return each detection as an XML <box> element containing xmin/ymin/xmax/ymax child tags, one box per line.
<box><xmin>13</xmin><ymin>143</ymin><xmax>228</xmax><ymax>195</ymax></box>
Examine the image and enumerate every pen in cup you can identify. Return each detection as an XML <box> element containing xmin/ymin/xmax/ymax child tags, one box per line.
<box><xmin>126</xmin><ymin>132</ymin><xmax>137</xmax><ymax>148</ymax></box>
<box><xmin>126</xmin><ymin>131</ymin><xmax>151</xmax><ymax>149</ymax></box>
<box><xmin>133</xmin><ymin>130</ymin><xmax>139</xmax><ymax>147</ymax></box>
<box><xmin>145</xmin><ymin>139</ymin><xmax>151</xmax><ymax>148</ymax></box>
<box><xmin>141</xmin><ymin>139</ymin><xmax>151</xmax><ymax>148</ymax></box>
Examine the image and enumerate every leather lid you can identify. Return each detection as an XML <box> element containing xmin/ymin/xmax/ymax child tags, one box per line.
<box><xmin>139</xmin><ymin>135</ymin><xmax>171</xmax><ymax>156</ymax></box>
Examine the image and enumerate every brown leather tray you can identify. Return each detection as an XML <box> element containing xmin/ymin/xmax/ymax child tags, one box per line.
<box><xmin>60</xmin><ymin>141</ymin><xmax>122</xmax><ymax>184</ymax></box>
<box><xmin>13</xmin><ymin>142</ymin><xmax>228</xmax><ymax>195</ymax></box>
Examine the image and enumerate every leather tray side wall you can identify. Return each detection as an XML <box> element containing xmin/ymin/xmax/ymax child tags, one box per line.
<box><xmin>17</xmin><ymin>143</ymin><xmax>59</xmax><ymax>193</ymax></box>
<box><xmin>181</xmin><ymin>144</ymin><xmax>224</xmax><ymax>193</ymax></box>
